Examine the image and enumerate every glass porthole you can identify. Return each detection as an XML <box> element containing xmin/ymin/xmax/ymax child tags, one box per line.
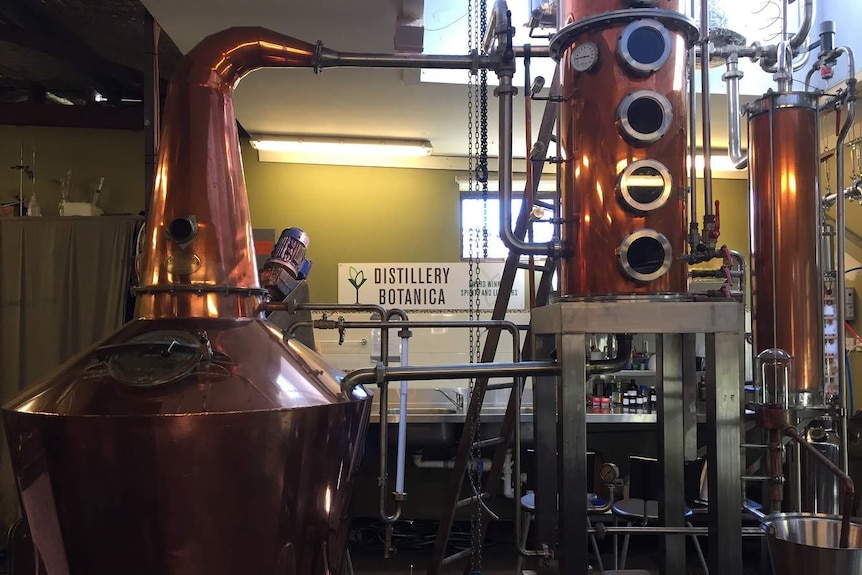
<box><xmin>618</xmin><ymin>19</ymin><xmax>672</xmax><ymax>75</ymax></box>
<box><xmin>618</xmin><ymin>159</ymin><xmax>673</xmax><ymax>212</ymax></box>
<box><xmin>616</xmin><ymin>90</ymin><xmax>673</xmax><ymax>146</ymax></box>
<box><xmin>617</xmin><ymin>229</ymin><xmax>673</xmax><ymax>282</ymax></box>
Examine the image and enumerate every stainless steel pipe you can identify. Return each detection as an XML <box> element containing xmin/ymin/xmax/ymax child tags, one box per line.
<box><xmin>341</xmin><ymin>361</ymin><xmax>560</xmax><ymax>395</ymax></box>
<box><xmin>497</xmin><ymin>73</ymin><xmax>561</xmax><ymax>257</ymax></box>
<box><xmin>822</xmin><ymin>179</ymin><xmax>862</xmax><ymax>209</ymax></box>
<box><xmin>835</xmin><ymin>46</ymin><xmax>857</xmax><ymax>476</ymax></box>
<box><xmin>688</xmin><ymin>0</ymin><xmax>699</xmax><ymax>238</ymax></box>
<box><xmin>699</xmin><ymin>0</ymin><xmax>714</xmax><ymax>228</ymax></box>
<box><xmin>724</xmin><ymin>53</ymin><xmax>748</xmax><ymax>169</ymax></box>
<box><xmin>295</xmin><ymin>318</ymin><xmax>522</xmax><ymax>526</ymax></box>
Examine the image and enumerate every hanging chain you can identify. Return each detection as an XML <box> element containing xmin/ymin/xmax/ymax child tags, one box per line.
<box><xmin>465</xmin><ymin>0</ymin><xmax>489</xmax><ymax>572</ymax></box>
<box><xmin>470</xmin><ymin>1</ymin><xmax>491</xmax><ymax>572</ymax></box>
<box><xmin>468</xmin><ymin>231</ymin><xmax>484</xmax><ymax>575</ymax></box>
<box><xmin>466</xmin><ymin>0</ymin><xmax>477</xmax><ymax>362</ymax></box>
<box><xmin>479</xmin><ymin>0</ymin><xmax>489</xmax><ymax>261</ymax></box>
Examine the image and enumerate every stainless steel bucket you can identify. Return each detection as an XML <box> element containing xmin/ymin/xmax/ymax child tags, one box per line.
<box><xmin>762</xmin><ymin>513</ymin><xmax>862</xmax><ymax>574</ymax></box>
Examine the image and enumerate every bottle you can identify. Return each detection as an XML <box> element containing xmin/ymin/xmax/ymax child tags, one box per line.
<box><xmin>638</xmin><ymin>385</ymin><xmax>648</xmax><ymax>406</ymax></box>
<box><xmin>626</xmin><ymin>380</ymin><xmax>638</xmax><ymax>411</ymax></box>
<box><xmin>649</xmin><ymin>386</ymin><xmax>658</xmax><ymax>409</ymax></box>
<box><xmin>622</xmin><ymin>389</ymin><xmax>630</xmax><ymax>407</ymax></box>
<box><xmin>594</xmin><ymin>378</ymin><xmax>605</xmax><ymax>398</ymax></box>
<box><xmin>611</xmin><ymin>379</ymin><xmax>622</xmax><ymax>405</ymax></box>
<box><xmin>27</xmin><ymin>193</ymin><xmax>41</xmax><ymax>217</ymax></box>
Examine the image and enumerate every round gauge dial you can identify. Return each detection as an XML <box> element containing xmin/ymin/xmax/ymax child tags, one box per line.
<box><xmin>600</xmin><ymin>462</ymin><xmax>620</xmax><ymax>484</ymax></box>
<box><xmin>570</xmin><ymin>41</ymin><xmax>599</xmax><ymax>72</ymax></box>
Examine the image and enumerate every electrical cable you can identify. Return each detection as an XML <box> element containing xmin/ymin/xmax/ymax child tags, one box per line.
<box><xmin>845</xmin><ymin>321</ymin><xmax>862</xmax><ymax>344</ymax></box>
<box><xmin>425</xmin><ymin>11</ymin><xmax>468</xmax><ymax>33</ymax></box>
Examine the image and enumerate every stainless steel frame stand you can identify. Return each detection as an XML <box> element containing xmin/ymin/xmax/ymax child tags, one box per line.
<box><xmin>530</xmin><ymin>300</ymin><xmax>744</xmax><ymax>575</ymax></box>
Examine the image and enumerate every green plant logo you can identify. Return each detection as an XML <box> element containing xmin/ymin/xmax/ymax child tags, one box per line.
<box><xmin>347</xmin><ymin>266</ymin><xmax>367</xmax><ymax>304</ymax></box>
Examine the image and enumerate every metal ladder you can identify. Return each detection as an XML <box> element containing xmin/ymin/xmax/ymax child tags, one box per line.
<box><xmin>427</xmin><ymin>73</ymin><xmax>561</xmax><ymax>574</ymax></box>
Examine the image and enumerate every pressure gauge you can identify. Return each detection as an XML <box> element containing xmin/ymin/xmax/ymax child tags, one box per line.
<box><xmin>570</xmin><ymin>41</ymin><xmax>599</xmax><ymax>72</ymax></box>
<box><xmin>600</xmin><ymin>463</ymin><xmax>620</xmax><ymax>485</ymax></box>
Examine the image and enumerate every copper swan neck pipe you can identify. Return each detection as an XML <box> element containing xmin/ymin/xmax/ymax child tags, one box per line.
<box><xmin>135</xmin><ymin>28</ymin><xmax>317</xmax><ymax>320</ymax></box>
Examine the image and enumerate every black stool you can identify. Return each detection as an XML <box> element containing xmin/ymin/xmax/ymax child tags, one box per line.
<box><xmin>516</xmin><ymin>451</ymin><xmax>605</xmax><ymax>573</ymax></box>
<box><xmin>611</xmin><ymin>456</ymin><xmax>708</xmax><ymax>573</ymax></box>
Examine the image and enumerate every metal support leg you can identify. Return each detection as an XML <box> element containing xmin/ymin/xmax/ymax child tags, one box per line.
<box><xmin>706</xmin><ymin>332</ymin><xmax>743</xmax><ymax>575</ymax></box>
<box><xmin>516</xmin><ymin>511</ymin><xmax>532</xmax><ymax>574</ymax></box>
<box><xmin>533</xmin><ymin>334</ymin><xmax>558</xmax><ymax>563</ymax></box>
<box><xmin>682</xmin><ymin>333</ymin><xmax>698</xmax><ymax>460</ymax></box>
<box><xmin>529</xmin><ymin>300</ymin><xmax>745</xmax><ymax>575</ymax></box>
<box><xmin>658</xmin><ymin>334</ymin><xmax>686</xmax><ymax>575</ymax></box>
<box><xmin>557</xmin><ymin>332</ymin><xmax>589</xmax><ymax>575</ymax></box>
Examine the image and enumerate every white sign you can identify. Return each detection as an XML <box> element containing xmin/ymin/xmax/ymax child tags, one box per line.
<box><xmin>338</xmin><ymin>263</ymin><xmax>526</xmax><ymax>311</ymax></box>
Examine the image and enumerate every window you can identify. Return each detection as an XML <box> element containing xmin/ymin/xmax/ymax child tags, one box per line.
<box><xmin>460</xmin><ymin>196</ymin><xmax>555</xmax><ymax>260</ymax></box>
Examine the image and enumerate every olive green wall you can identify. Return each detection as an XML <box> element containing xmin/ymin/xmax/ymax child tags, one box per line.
<box><xmin>240</xmin><ymin>142</ymin><xmax>462</xmax><ymax>303</ymax></box>
<box><xmin>0</xmin><ymin>125</ymin><xmax>754</xmax><ymax>304</ymax></box>
<box><xmin>691</xmin><ymin>177</ymin><xmax>750</xmax><ymax>269</ymax></box>
<box><xmin>0</xmin><ymin>125</ymin><xmax>145</xmax><ymax>216</ymax></box>
<box><xmin>0</xmin><ymin>125</ymin><xmax>751</xmax><ymax>307</ymax></box>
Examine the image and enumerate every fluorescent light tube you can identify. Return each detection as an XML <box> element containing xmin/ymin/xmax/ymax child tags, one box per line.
<box><xmin>249</xmin><ymin>135</ymin><xmax>432</xmax><ymax>157</ymax></box>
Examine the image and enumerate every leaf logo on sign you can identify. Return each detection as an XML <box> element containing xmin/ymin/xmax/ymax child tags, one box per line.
<box><xmin>347</xmin><ymin>266</ymin><xmax>367</xmax><ymax>304</ymax></box>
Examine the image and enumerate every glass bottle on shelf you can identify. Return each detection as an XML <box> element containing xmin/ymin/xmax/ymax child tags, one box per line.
<box><xmin>610</xmin><ymin>377</ymin><xmax>622</xmax><ymax>405</ymax></box>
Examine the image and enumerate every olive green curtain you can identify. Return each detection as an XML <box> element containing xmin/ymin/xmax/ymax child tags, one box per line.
<box><xmin>0</xmin><ymin>215</ymin><xmax>141</xmax><ymax>538</ymax></box>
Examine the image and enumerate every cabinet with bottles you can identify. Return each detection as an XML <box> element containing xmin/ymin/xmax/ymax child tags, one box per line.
<box><xmin>585</xmin><ymin>334</ymin><xmax>708</xmax><ymax>422</ymax></box>
<box><xmin>589</xmin><ymin>374</ymin><xmax>658</xmax><ymax>416</ymax></box>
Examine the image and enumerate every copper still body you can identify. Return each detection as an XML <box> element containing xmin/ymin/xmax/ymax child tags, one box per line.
<box><xmin>748</xmin><ymin>92</ymin><xmax>823</xmax><ymax>400</ymax></box>
<box><xmin>3</xmin><ymin>28</ymin><xmax>371</xmax><ymax>575</ymax></box>
<box><xmin>556</xmin><ymin>0</ymin><xmax>692</xmax><ymax>297</ymax></box>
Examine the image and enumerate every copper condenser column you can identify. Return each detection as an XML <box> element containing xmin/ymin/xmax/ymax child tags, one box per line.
<box><xmin>551</xmin><ymin>1</ymin><xmax>698</xmax><ymax>297</ymax></box>
<box><xmin>748</xmin><ymin>92</ymin><xmax>823</xmax><ymax>404</ymax></box>
<box><xmin>3</xmin><ymin>28</ymin><xmax>370</xmax><ymax>575</ymax></box>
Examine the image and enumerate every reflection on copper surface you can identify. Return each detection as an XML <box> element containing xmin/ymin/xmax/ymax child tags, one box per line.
<box><xmin>749</xmin><ymin>95</ymin><xmax>822</xmax><ymax>394</ymax></box>
<box><xmin>558</xmin><ymin>1</ymin><xmax>688</xmax><ymax>296</ymax></box>
<box><xmin>4</xmin><ymin>28</ymin><xmax>371</xmax><ymax>575</ymax></box>
<box><xmin>137</xmin><ymin>28</ymin><xmax>317</xmax><ymax>320</ymax></box>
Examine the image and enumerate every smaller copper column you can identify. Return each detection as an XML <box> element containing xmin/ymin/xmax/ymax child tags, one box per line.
<box><xmin>748</xmin><ymin>93</ymin><xmax>822</xmax><ymax>401</ymax></box>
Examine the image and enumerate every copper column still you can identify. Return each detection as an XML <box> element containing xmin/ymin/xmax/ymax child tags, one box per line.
<box><xmin>553</xmin><ymin>1</ymin><xmax>698</xmax><ymax>297</ymax></box>
<box><xmin>3</xmin><ymin>28</ymin><xmax>371</xmax><ymax>575</ymax></box>
<box><xmin>748</xmin><ymin>92</ymin><xmax>823</xmax><ymax>401</ymax></box>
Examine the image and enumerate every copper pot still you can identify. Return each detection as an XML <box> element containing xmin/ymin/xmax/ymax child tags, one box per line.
<box><xmin>556</xmin><ymin>0</ymin><xmax>694</xmax><ymax>298</ymax></box>
<box><xmin>3</xmin><ymin>28</ymin><xmax>372</xmax><ymax>575</ymax></box>
<box><xmin>748</xmin><ymin>92</ymin><xmax>823</xmax><ymax>401</ymax></box>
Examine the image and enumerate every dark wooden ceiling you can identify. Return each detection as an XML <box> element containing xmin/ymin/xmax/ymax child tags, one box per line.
<box><xmin>0</xmin><ymin>0</ymin><xmax>181</xmax><ymax>110</ymax></box>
